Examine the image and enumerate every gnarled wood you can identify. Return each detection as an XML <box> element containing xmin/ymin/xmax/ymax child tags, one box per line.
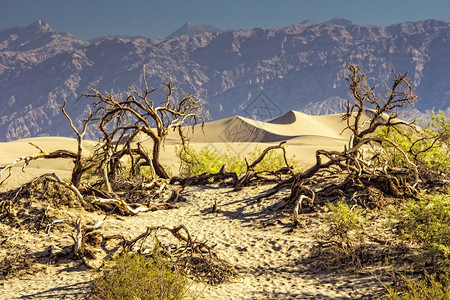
<box><xmin>234</xmin><ymin>141</ymin><xmax>290</xmax><ymax>190</ymax></box>
<box><xmin>85</xmin><ymin>68</ymin><xmax>207</xmax><ymax>180</ymax></box>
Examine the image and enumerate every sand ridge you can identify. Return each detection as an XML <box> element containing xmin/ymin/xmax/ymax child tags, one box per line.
<box><xmin>173</xmin><ymin>110</ymin><xmax>354</xmax><ymax>144</ymax></box>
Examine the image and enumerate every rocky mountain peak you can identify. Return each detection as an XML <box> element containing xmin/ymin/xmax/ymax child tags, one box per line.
<box><xmin>0</xmin><ymin>19</ymin><xmax>86</xmax><ymax>53</ymax></box>
<box><xmin>300</xmin><ymin>20</ymin><xmax>315</xmax><ymax>25</ymax></box>
<box><xmin>166</xmin><ymin>22</ymin><xmax>223</xmax><ymax>38</ymax></box>
<box><xmin>326</xmin><ymin>18</ymin><xmax>354</xmax><ymax>26</ymax></box>
<box><xmin>29</xmin><ymin>20</ymin><xmax>53</xmax><ymax>32</ymax></box>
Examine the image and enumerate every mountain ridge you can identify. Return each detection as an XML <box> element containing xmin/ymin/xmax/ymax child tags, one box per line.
<box><xmin>0</xmin><ymin>19</ymin><xmax>448</xmax><ymax>141</ymax></box>
<box><xmin>166</xmin><ymin>22</ymin><xmax>224</xmax><ymax>38</ymax></box>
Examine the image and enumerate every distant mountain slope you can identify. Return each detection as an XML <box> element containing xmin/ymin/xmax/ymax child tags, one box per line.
<box><xmin>0</xmin><ymin>19</ymin><xmax>449</xmax><ymax>141</ymax></box>
<box><xmin>0</xmin><ymin>20</ymin><xmax>88</xmax><ymax>74</ymax></box>
<box><xmin>300</xmin><ymin>97</ymin><xmax>349</xmax><ymax>115</ymax></box>
<box><xmin>166</xmin><ymin>22</ymin><xmax>223</xmax><ymax>38</ymax></box>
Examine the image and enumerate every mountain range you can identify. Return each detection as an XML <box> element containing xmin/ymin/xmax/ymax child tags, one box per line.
<box><xmin>0</xmin><ymin>19</ymin><xmax>448</xmax><ymax>141</ymax></box>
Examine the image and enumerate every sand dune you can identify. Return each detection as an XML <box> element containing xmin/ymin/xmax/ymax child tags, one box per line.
<box><xmin>1</xmin><ymin>111</ymin><xmax>358</xmax><ymax>190</ymax></box>
<box><xmin>170</xmin><ymin>110</ymin><xmax>352</xmax><ymax>144</ymax></box>
<box><xmin>268</xmin><ymin>110</ymin><xmax>349</xmax><ymax>139</ymax></box>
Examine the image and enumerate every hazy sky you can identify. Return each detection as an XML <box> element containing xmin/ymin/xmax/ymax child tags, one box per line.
<box><xmin>1</xmin><ymin>0</ymin><xmax>449</xmax><ymax>40</ymax></box>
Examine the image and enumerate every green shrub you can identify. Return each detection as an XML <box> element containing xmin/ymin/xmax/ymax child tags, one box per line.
<box><xmin>395</xmin><ymin>193</ymin><xmax>450</xmax><ymax>271</ymax></box>
<box><xmin>374</xmin><ymin>111</ymin><xmax>450</xmax><ymax>173</ymax></box>
<box><xmin>325</xmin><ymin>200</ymin><xmax>367</xmax><ymax>250</ymax></box>
<box><xmin>380</xmin><ymin>271</ymin><xmax>450</xmax><ymax>300</ymax></box>
<box><xmin>81</xmin><ymin>165</ymin><xmax>102</xmax><ymax>184</ymax></box>
<box><xmin>139</xmin><ymin>165</ymin><xmax>157</xmax><ymax>179</ymax></box>
<box><xmin>90</xmin><ymin>252</ymin><xmax>189</xmax><ymax>300</ymax></box>
<box><xmin>176</xmin><ymin>145</ymin><xmax>301</xmax><ymax>177</ymax></box>
<box><xmin>176</xmin><ymin>146</ymin><xmax>231</xmax><ymax>176</ymax></box>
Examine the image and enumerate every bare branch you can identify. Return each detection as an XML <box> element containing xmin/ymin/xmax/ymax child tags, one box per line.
<box><xmin>84</xmin><ymin>75</ymin><xmax>207</xmax><ymax>181</ymax></box>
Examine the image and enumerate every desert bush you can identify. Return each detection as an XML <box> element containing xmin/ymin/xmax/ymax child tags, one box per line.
<box><xmin>394</xmin><ymin>193</ymin><xmax>450</xmax><ymax>272</ymax></box>
<box><xmin>324</xmin><ymin>200</ymin><xmax>367</xmax><ymax>251</ymax></box>
<box><xmin>176</xmin><ymin>146</ymin><xmax>228</xmax><ymax>176</ymax></box>
<box><xmin>374</xmin><ymin>111</ymin><xmax>450</xmax><ymax>173</ymax></box>
<box><xmin>90</xmin><ymin>252</ymin><xmax>189</xmax><ymax>300</ymax></box>
<box><xmin>81</xmin><ymin>165</ymin><xmax>102</xmax><ymax>185</ymax></box>
<box><xmin>177</xmin><ymin>145</ymin><xmax>300</xmax><ymax>177</ymax></box>
<box><xmin>121</xmin><ymin>157</ymin><xmax>162</xmax><ymax>179</ymax></box>
<box><xmin>310</xmin><ymin>201</ymin><xmax>369</xmax><ymax>269</ymax></box>
<box><xmin>139</xmin><ymin>165</ymin><xmax>157</xmax><ymax>179</ymax></box>
<box><xmin>379</xmin><ymin>271</ymin><xmax>450</xmax><ymax>300</ymax></box>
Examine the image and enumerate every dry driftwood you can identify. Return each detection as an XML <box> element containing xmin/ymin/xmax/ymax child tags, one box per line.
<box><xmin>293</xmin><ymin>195</ymin><xmax>314</xmax><ymax>227</ymax></box>
<box><xmin>118</xmin><ymin>224</ymin><xmax>214</xmax><ymax>254</ymax></box>
<box><xmin>233</xmin><ymin>141</ymin><xmax>291</xmax><ymax>190</ymax></box>
<box><xmin>90</xmin><ymin>186</ymin><xmax>180</xmax><ymax>216</ymax></box>
<box><xmin>70</xmin><ymin>218</ymin><xmax>106</xmax><ymax>268</ymax></box>
<box><xmin>170</xmin><ymin>164</ymin><xmax>238</xmax><ymax>185</ymax></box>
<box><xmin>91</xmin><ymin>198</ymin><xmax>151</xmax><ymax>215</ymax></box>
<box><xmin>171</xmin><ymin>141</ymin><xmax>293</xmax><ymax>189</ymax></box>
<box><xmin>166</xmin><ymin>187</ymin><xmax>187</xmax><ymax>203</ymax></box>
<box><xmin>0</xmin><ymin>144</ymin><xmax>78</xmax><ymax>185</ymax></box>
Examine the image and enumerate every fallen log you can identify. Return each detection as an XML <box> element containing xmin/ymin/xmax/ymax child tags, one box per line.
<box><xmin>170</xmin><ymin>164</ymin><xmax>238</xmax><ymax>185</ymax></box>
<box><xmin>91</xmin><ymin>198</ymin><xmax>151</xmax><ymax>215</ymax></box>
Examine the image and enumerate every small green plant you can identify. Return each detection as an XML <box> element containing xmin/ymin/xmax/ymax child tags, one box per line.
<box><xmin>395</xmin><ymin>193</ymin><xmax>450</xmax><ymax>271</ymax></box>
<box><xmin>379</xmin><ymin>271</ymin><xmax>450</xmax><ymax>300</ymax></box>
<box><xmin>325</xmin><ymin>200</ymin><xmax>367</xmax><ymax>251</ymax></box>
<box><xmin>176</xmin><ymin>145</ymin><xmax>301</xmax><ymax>177</ymax></box>
<box><xmin>90</xmin><ymin>252</ymin><xmax>189</xmax><ymax>300</ymax></box>
<box><xmin>176</xmin><ymin>146</ymin><xmax>231</xmax><ymax>176</ymax></box>
<box><xmin>81</xmin><ymin>165</ymin><xmax>102</xmax><ymax>184</ymax></box>
<box><xmin>139</xmin><ymin>165</ymin><xmax>157</xmax><ymax>179</ymax></box>
<box><xmin>374</xmin><ymin>111</ymin><xmax>450</xmax><ymax>173</ymax></box>
<box><xmin>312</xmin><ymin>200</ymin><xmax>369</xmax><ymax>269</ymax></box>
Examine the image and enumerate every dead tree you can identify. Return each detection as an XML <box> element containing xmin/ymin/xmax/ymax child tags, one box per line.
<box><xmin>1</xmin><ymin>72</ymin><xmax>207</xmax><ymax>216</ymax></box>
<box><xmin>343</xmin><ymin>64</ymin><xmax>416</xmax><ymax>148</ymax></box>
<box><xmin>259</xmin><ymin>64</ymin><xmax>420</xmax><ymax>206</ymax></box>
<box><xmin>61</xmin><ymin>102</ymin><xmax>94</xmax><ymax>187</ymax></box>
<box><xmin>0</xmin><ymin>103</ymin><xmax>93</xmax><ymax>188</ymax></box>
<box><xmin>85</xmin><ymin>70</ymin><xmax>206</xmax><ymax>180</ymax></box>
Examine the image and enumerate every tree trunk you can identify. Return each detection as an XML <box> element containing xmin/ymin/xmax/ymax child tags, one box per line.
<box><xmin>71</xmin><ymin>135</ymin><xmax>84</xmax><ymax>188</ymax></box>
<box><xmin>101</xmin><ymin>165</ymin><xmax>113</xmax><ymax>193</ymax></box>
<box><xmin>152</xmin><ymin>139</ymin><xmax>169</xmax><ymax>179</ymax></box>
<box><xmin>71</xmin><ymin>157</ymin><xmax>83</xmax><ymax>188</ymax></box>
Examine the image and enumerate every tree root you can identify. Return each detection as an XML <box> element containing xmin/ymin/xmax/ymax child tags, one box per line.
<box><xmin>44</xmin><ymin>219</ymin><xmax>236</xmax><ymax>284</ymax></box>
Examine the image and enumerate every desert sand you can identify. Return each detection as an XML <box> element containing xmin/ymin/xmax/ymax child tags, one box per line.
<box><xmin>0</xmin><ymin>111</ymin><xmax>385</xmax><ymax>299</ymax></box>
